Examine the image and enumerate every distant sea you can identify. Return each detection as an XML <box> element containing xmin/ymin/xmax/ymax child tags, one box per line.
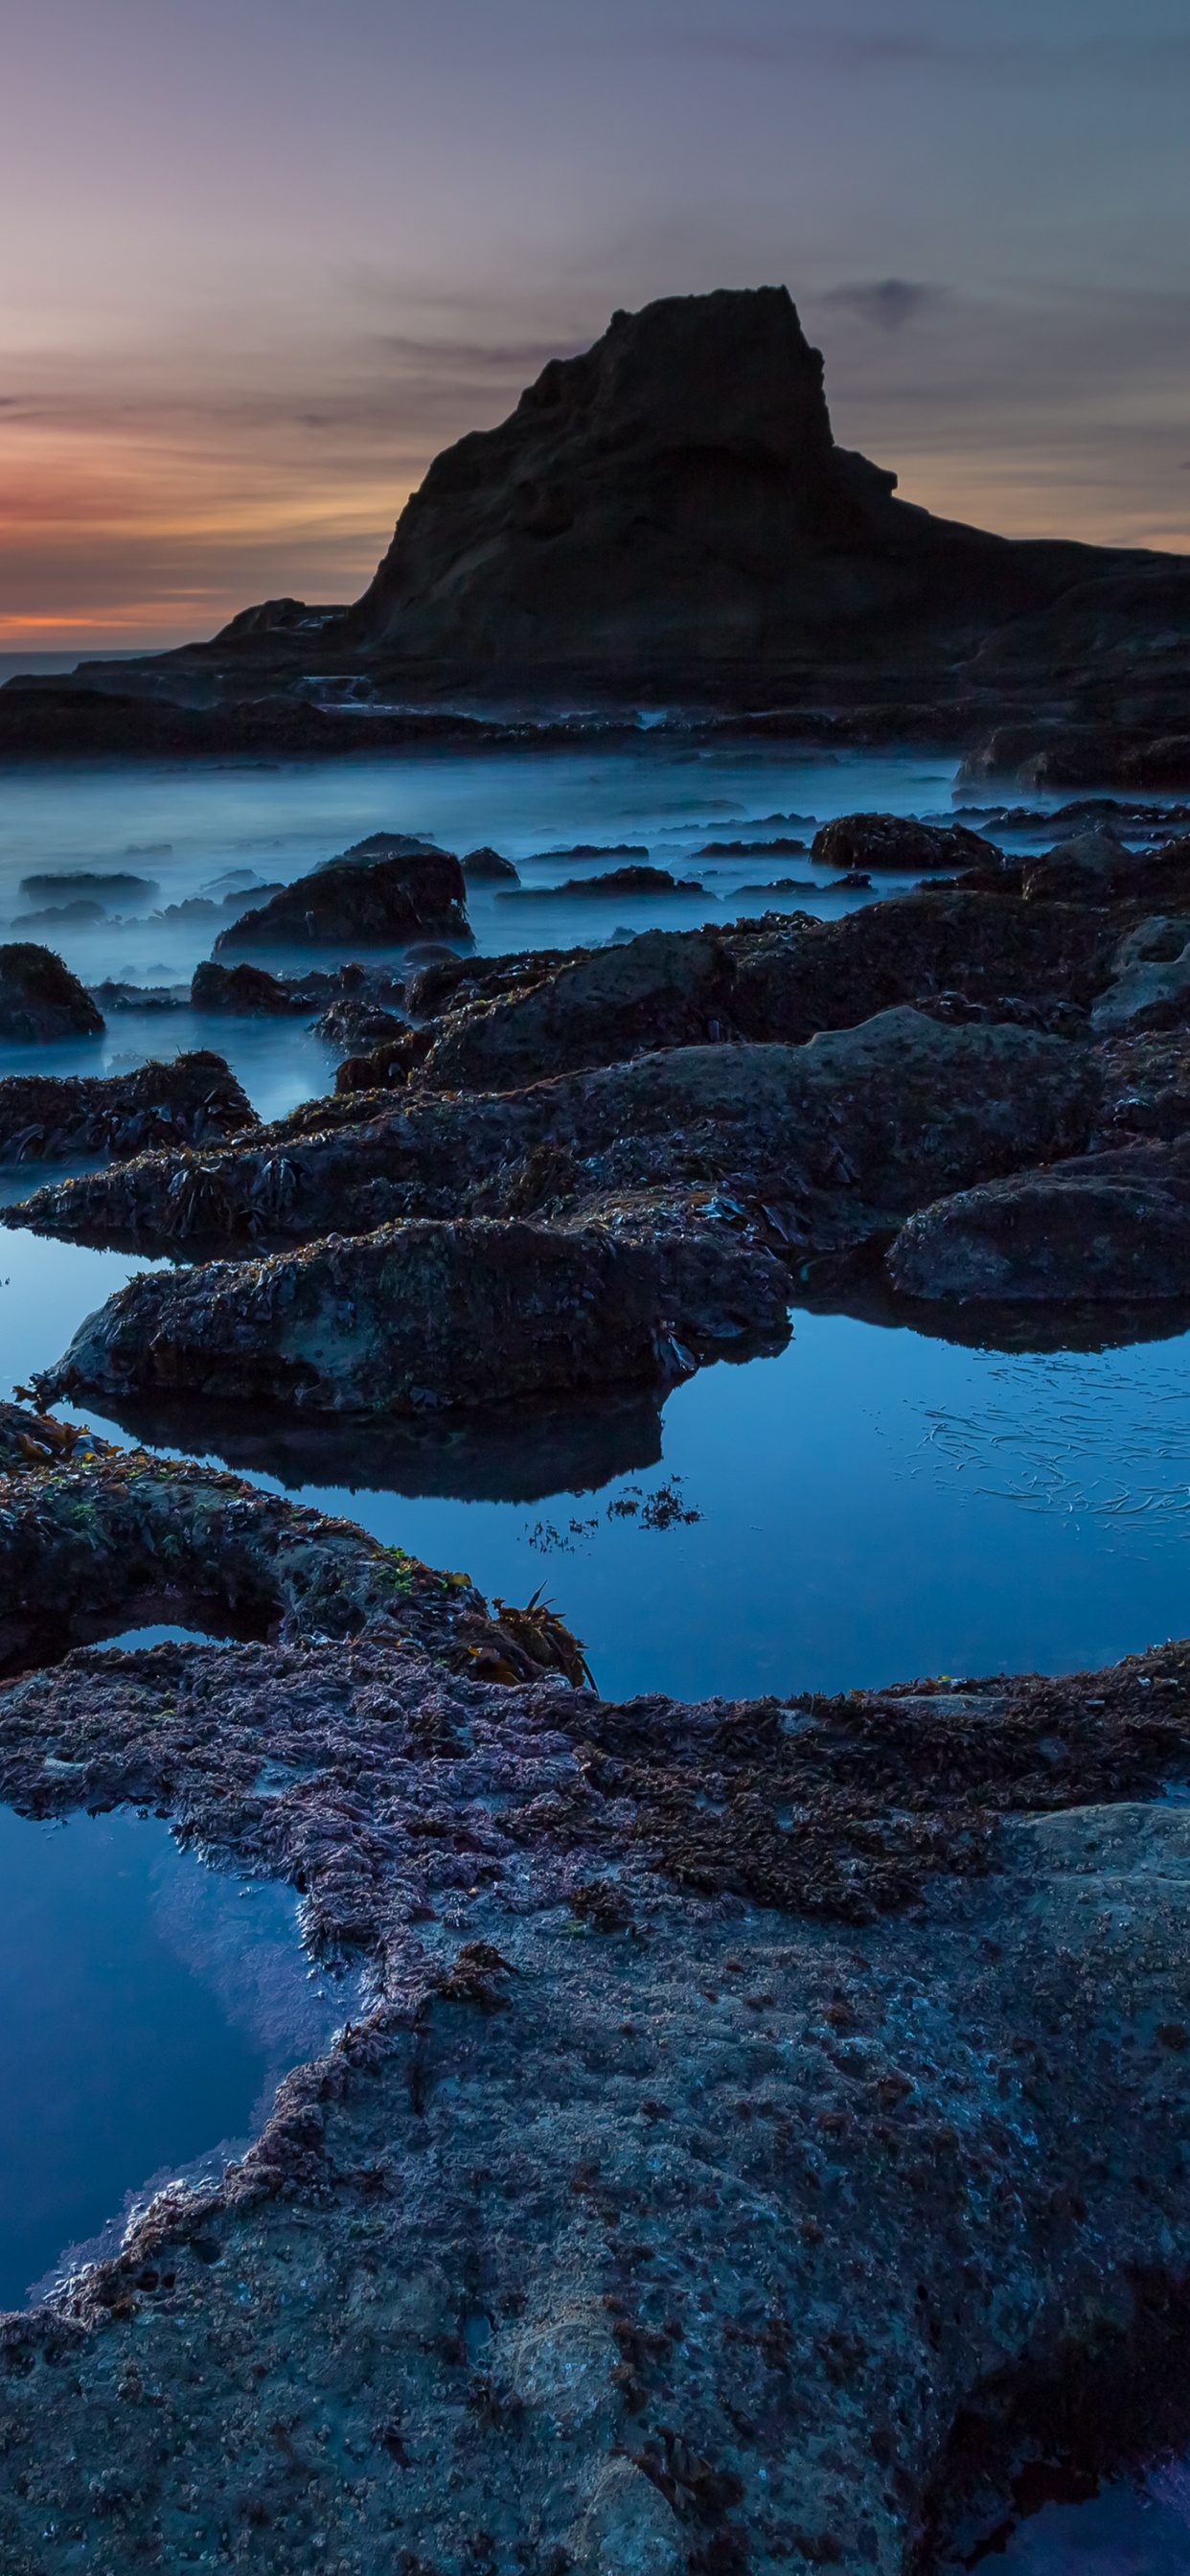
<box><xmin>0</xmin><ymin>650</ymin><xmax>147</xmax><ymax>682</ymax></box>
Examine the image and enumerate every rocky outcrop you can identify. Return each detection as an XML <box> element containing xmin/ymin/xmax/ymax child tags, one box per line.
<box><xmin>0</xmin><ymin>944</ymin><xmax>104</xmax><ymax>1042</ymax></box>
<box><xmin>346</xmin><ymin>288</ymin><xmax>1165</xmax><ymax>685</ymax></box>
<box><xmin>35</xmin><ymin>1208</ymin><xmax>791</xmax><ymax>1417</ymax></box>
<box><xmin>5</xmin><ymin>1613</ymin><xmax>1190</xmax><ymax>2568</ymax></box>
<box><xmin>214</xmin><ymin>845</ymin><xmax>469</xmax><ymax>952</ymax></box>
<box><xmin>0</xmin><ymin>1051</ymin><xmax>256</xmax><ymax>1164</ymax></box>
<box><xmin>9</xmin><ymin>1009</ymin><xmax>1098</xmax><ymax>1261</ymax></box>
<box><xmin>24</xmin><ymin>1012</ymin><xmax>1097</xmax><ymax>1418</ymax></box>
<box><xmin>887</xmin><ymin>1136</ymin><xmax>1190</xmax><ymax>1303</ymax></box>
<box><xmin>462</xmin><ymin>844</ymin><xmax>519</xmax><ymax>882</ymax></box>
<box><xmin>810</xmin><ymin>814</ymin><xmax>999</xmax><ymax>874</ymax></box>
<box><xmin>1021</xmin><ymin>825</ymin><xmax>1190</xmax><ymax>907</ymax></box>
<box><xmin>335</xmin><ymin>897</ymin><xmax>1120</xmax><ymax>1103</ymax></box>
<box><xmin>5</xmin><ymin>288</ymin><xmax>1189</xmax><ymax>755</ymax></box>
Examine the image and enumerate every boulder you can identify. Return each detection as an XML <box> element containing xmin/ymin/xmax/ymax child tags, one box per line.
<box><xmin>214</xmin><ymin>847</ymin><xmax>469</xmax><ymax>951</ymax></box>
<box><xmin>1023</xmin><ymin>826</ymin><xmax>1190</xmax><ymax>908</ymax></box>
<box><xmin>811</xmin><ymin>813</ymin><xmax>999</xmax><ymax>873</ymax></box>
<box><xmin>39</xmin><ymin>1211</ymin><xmax>790</xmax><ymax>1415</ymax></box>
<box><xmin>191</xmin><ymin>960</ymin><xmax>309</xmax><ymax>1015</ymax></box>
<box><xmin>0</xmin><ymin>944</ymin><xmax>104</xmax><ymax>1042</ymax></box>
<box><xmin>462</xmin><ymin>844</ymin><xmax>519</xmax><ymax>882</ymax></box>
<box><xmin>312</xmin><ymin>829</ymin><xmax>444</xmax><ymax>872</ymax></box>
<box><xmin>887</xmin><ymin>1136</ymin><xmax>1190</xmax><ymax>1301</ymax></box>
<box><xmin>313</xmin><ymin>998</ymin><xmax>405</xmax><ymax>1050</ymax></box>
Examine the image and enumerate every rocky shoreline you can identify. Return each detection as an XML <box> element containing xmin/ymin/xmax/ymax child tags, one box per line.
<box><xmin>4</xmin><ymin>1422</ymin><xmax>1190</xmax><ymax>2569</ymax></box>
<box><xmin>9</xmin><ymin>770</ymin><xmax>1190</xmax><ymax>2563</ymax></box>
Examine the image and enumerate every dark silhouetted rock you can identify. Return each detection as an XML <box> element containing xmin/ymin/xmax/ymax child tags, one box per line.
<box><xmin>1022</xmin><ymin>827</ymin><xmax>1190</xmax><ymax>908</ymax></box>
<box><xmin>18</xmin><ymin>872</ymin><xmax>159</xmax><ymax>908</ymax></box>
<box><xmin>462</xmin><ymin>845</ymin><xmax>519</xmax><ymax>882</ymax></box>
<box><xmin>191</xmin><ymin>961</ymin><xmax>309</xmax><ymax>1016</ymax></box>
<box><xmin>313</xmin><ymin>830</ymin><xmax>444</xmax><ymax>873</ymax></box>
<box><xmin>0</xmin><ymin>945</ymin><xmax>104</xmax><ymax>1043</ymax></box>
<box><xmin>348</xmin><ymin>287</ymin><xmax>1158</xmax><ymax>679</ymax></box>
<box><xmin>811</xmin><ymin>813</ymin><xmax>1000</xmax><ymax>873</ymax></box>
<box><xmin>887</xmin><ymin>1137</ymin><xmax>1190</xmax><ymax>1303</ymax></box>
<box><xmin>313</xmin><ymin>998</ymin><xmax>405</xmax><ymax>1050</ymax></box>
<box><xmin>215</xmin><ymin>847</ymin><xmax>469</xmax><ymax>952</ymax></box>
<box><xmin>515</xmin><ymin>864</ymin><xmax>702</xmax><ymax>900</ymax></box>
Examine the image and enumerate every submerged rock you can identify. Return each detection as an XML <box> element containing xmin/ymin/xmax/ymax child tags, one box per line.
<box><xmin>214</xmin><ymin>844</ymin><xmax>469</xmax><ymax>952</ymax></box>
<box><xmin>887</xmin><ymin>1136</ymin><xmax>1190</xmax><ymax>1302</ymax></box>
<box><xmin>510</xmin><ymin>864</ymin><xmax>704</xmax><ymax>900</ymax></box>
<box><xmin>5</xmin><ymin>1607</ymin><xmax>1190</xmax><ymax>2566</ymax></box>
<box><xmin>0</xmin><ymin>1050</ymin><xmax>256</xmax><ymax>1164</ymax></box>
<box><xmin>0</xmin><ymin>943</ymin><xmax>104</xmax><ymax>1043</ymax></box>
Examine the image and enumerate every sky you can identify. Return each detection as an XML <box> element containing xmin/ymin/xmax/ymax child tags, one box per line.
<box><xmin>2</xmin><ymin>0</ymin><xmax>1189</xmax><ymax>649</ymax></box>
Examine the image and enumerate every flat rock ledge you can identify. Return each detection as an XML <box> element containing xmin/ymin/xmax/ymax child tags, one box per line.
<box><xmin>3</xmin><ymin>1622</ymin><xmax>1190</xmax><ymax>2572</ymax></box>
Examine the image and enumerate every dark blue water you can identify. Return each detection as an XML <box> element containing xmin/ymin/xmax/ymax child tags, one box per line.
<box><xmin>0</xmin><ymin>1804</ymin><xmax>358</xmax><ymax>2309</ymax></box>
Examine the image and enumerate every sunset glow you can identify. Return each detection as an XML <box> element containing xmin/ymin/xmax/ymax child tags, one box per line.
<box><xmin>4</xmin><ymin>0</ymin><xmax>1189</xmax><ymax>648</ymax></box>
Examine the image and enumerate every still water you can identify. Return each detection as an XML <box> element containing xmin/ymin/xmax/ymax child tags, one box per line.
<box><xmin>0</xmin><ymin>1803</ymin><xmax>359</xmax><ymax>2309</ymax></box>
<box><xmin>3</xmin><ymin>741</ymin><xmax>1190</xmax><ymax>1700</ymax></box>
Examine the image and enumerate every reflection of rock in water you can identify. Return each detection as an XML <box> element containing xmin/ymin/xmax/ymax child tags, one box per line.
<box><xmin>792</xmin><ymin>1247</ymin><xmax>1190</xmax><ymax>1358</ymax></box>
<box><xmin>96</xmin><ymin>1382</ymin><xmax>667</xmax><ymax>1502</ymax></box>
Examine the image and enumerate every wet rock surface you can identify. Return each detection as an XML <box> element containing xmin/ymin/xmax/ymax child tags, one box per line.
<box><xmin>331</xmin><ymin>896</ymin><xmax>1120</xmax><ymax>1102</ymax></box>
<box><xmin>887</xmin><ymin>1135</ymin><xmax>1190</xmax><ymax>1303</ymax></box>
<box><xmin>0</xmin><ymin>1438</ymin><xmax>587</xmax><ymax>1687</ymax></box>
<box><xmin>215</xmin><ymin>845</ymin><xmax>469</xmax><ymax>954</ymax></box>
<box><xmin>20</xmin><ymin>1011</ymin><xmax>1096</xmax><ymax>1415</ymax></box>
<box><xmin>5</xmin><ymin>1596</ymin><xmax>1190</xmax><ymax>2570</ymax></box>
<box><xmin>0</xmin><ymin>944</ymin><xmax>104</xmax><ymax>1044</ymax></box>
<box><xmin>0</xmin><ymin>1050</ymin><xmax>256</xmax><ymax>1165</ymax></box>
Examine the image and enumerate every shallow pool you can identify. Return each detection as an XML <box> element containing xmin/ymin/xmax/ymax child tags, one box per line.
<box><xmin>0</xmin><ymin>1804</ymin><xmax>360</xmax><ymax>2309</ymax></box>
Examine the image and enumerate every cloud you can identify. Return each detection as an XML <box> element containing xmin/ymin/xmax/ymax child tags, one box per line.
<box><xmin>820</xmin><ymin>279</ymin><xmax>943</xmax><ymax>332</ymax></box>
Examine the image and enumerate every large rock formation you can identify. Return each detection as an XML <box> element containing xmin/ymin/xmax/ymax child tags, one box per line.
<box><xmin>4</xmin><ymin>286</ymin><xmax>1190</xmax><ymax>753</ymax></box>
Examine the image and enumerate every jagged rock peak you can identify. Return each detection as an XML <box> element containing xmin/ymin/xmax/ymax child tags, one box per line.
<box><xmin>351</xmin><ymin>286</ymin><xmax>902</xmax><ymax>659</ymax></box>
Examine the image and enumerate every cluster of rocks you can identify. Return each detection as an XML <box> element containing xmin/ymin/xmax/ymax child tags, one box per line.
<box><xmin>13</xmin><ymin>813</ymin><xmax>1190</xmax><ymax>1426</ymax></box>
<box><xmin>5</xmin><ymin>1414</ymin><xmax>1190</xmax><ymax>2566</ymax></box>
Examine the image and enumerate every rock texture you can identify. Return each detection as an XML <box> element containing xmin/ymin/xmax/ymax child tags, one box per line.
<box><xmin>0</xmin><ymin>944</ymin><xmax>103</xmax><ymax>1043</ymax></box>
<box><xmin>887</xmin><ymin>1137</ymin><xmax>1190</xmax><ymax>1303</ymax></box>
<box><xmin>24</xmin><ymin>1011</ymin><xmax>1096</xmax><ymax>1418</ymax></box>
<box><xmin>215</xmin><ymin>846</ymin><xmax>469</xmax><ymax>953</ymax></box>
<box><xmin>0</xmin><ymin>1436</ymin><xmax>587</xmax><ymax>1686</ymax></box>
<box><xmin>0</xmin><ymin>1051</ymin><xmax>255</xmax><ymax>1165</ymax></box>
<box><xmin>4</xmin><ymin>1610</ymin><xmax>1190</xmax><ymax>2570</ymax></box>
<box><xmin>810</xmin><ymin>815</ymin><xmax>998</xmax><ymax>875</ymax></box>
